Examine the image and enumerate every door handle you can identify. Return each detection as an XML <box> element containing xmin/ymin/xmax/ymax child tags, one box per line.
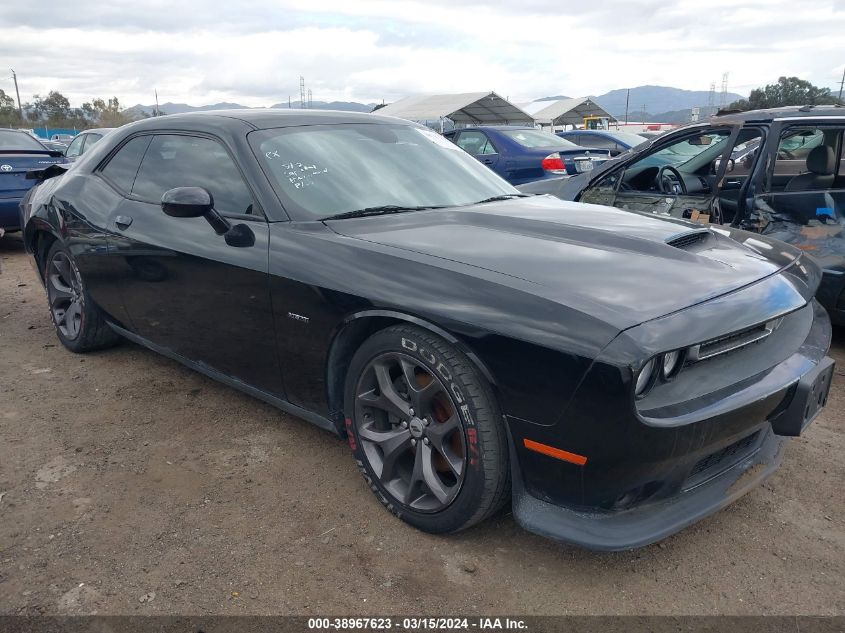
<box><xmin>482</xmin><ymin>159</ymin><xmax>494</xmax><ymax>165</ymax></box>
<box><xmin>115</xmin><ymin>215</ymin><xmax>133</xmax><ymax>229</ymax></box>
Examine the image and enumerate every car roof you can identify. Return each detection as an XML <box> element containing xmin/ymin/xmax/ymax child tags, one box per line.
<box><xmin>457</xmin><ymin>125</ymin><xmax>534</xmax><ymax>132</ymax></box>
<box><xmin>125</xmin><ymin>109</ymin><xmax>403</xmax><ymax>131</ymax></box>
<box><xmin>711</xmin><ymin>105</ymin><xmax>845</xmax><ymax>123</ymax></box>
<box><xmin>81</xmin><ymin>128</ymin><xmax>115</xmax><ymax>134</ymax></box>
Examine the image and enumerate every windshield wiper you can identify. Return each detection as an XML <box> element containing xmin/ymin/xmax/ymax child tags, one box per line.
<box><xmin>322</xmin><ymin>205</ymin><xmax>447</xmax><ymax>221</ymax></box>
<box><xmin>472</xmin><ymin>194</ymin><xmax>530</xmax><ymax>204</ymax></box>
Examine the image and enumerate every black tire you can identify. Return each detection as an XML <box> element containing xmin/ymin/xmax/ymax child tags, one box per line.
<box><xmin>44</xmin><ymin>241</ymin><xmax>119</xmax><ymax>353</ymax></box>
<box><xmin>344</xmin><ymin>324</ymin><xmax>510</xmax><ymax>533</ymax></box>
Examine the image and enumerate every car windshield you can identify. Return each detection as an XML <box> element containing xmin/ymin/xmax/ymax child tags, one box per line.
<box><xmin>501</xmin><ymin>129</ymin><xmax>577</xmax><ymax>148</ymax></box>
<box><xmin>636</xmin><ymin>132</ymin><xmax>730</xmax><ymax>170</ymax></box>
<box><xmin>0</xmin><ymin>130</ymin><xmax>47</xmax><ymax>151</ymax></box>
<box><xmin>251</xmin><ymin>123</ymin><xmax>519</xmax><ymax>220</ymax></box>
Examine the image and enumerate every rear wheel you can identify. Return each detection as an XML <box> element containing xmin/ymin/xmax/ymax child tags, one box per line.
<box><xmin>345</xmin><ymin>325</ymin><xmax>510</xmax><ymax>533</ymax></box>
<box><xmin>44</xmin><ymin>241</ymin><xmax>119</xmax><ymax>353</ymax></box>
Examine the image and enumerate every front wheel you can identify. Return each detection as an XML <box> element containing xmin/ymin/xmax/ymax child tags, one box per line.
<box><xmin>44</xmin><ymin>241</ymin><xmax>119</xmax><ymax>353</ymax></box>
<box><xmin>344</xmin><ymin>325</ymin><xmax>510</xmax><ymax>534</ymax></box>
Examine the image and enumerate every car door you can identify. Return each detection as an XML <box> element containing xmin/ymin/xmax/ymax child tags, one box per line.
<box><xmin>104</xmin><ymin>132</ymin><xmax>283</xmax><ymax>396</ymax></box>
<box><xmin>455</xmin><ymin>130</ymin><xmax>500</xmax><ymax>171</ymax></box>
<box><xmin>580</xmin><ymin>126</ymin><xmax>738</xmax><ymax>222</ymax></box>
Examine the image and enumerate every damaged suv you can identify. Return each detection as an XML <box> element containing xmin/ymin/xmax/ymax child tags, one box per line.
<box><xmin>519</xmin><ymin>106</ymin><xmax>845</xmax><ymax>325</ymax></box>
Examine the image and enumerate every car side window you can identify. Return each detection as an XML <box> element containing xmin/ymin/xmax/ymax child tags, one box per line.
<box><xmin>750</xmin><ymin>126</ymin><xmax>844</xmax><ymax>228</ymax></box>
<box><xmin>772</xmin><ymin>128</ymin><xmax>833</xmax><ymax>183</ymax></box>
<box><xmin>456</xmin><ymin>131</ymin><xmax>496</xmax><ymax>155</ymax></box>
<box><xmin>65</xmin><ymin>135</ymin><xmax>84</xmax><ymax>158</ymax></box>
<box><xmin>99</xmin><ymin>136</ymin><xmax>152</xmax><ymax>194</ymax></box>
<box><xmin>131</xmin><ymin>134</ymin><xmax>255</xmax><ymax>215</ymax></box>
<box><xmin>584</xmin><ymin>136</ymin><xmax>616</xmax><ymax>150</ymax></box>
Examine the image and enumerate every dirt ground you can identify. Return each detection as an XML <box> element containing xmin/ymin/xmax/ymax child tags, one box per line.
<box><xmin>0</xmin><ymin>232</ymin><xmax>843</xmax><ymax>616</ymax></box>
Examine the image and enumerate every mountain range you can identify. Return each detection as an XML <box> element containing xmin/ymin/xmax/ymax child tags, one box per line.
<box><xmin>128</xmin><ymin>85</ymin><xmax>746</xmax><ymax>124</ymax></box>
<box><xmin>127</xmin><ymin>100</ymin><xmax>377</xmax><ymax>117</ymax></box>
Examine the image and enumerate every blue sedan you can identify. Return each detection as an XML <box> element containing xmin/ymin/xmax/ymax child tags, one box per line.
<box><xmin>556</xmin><ymin>129</ymin><xmax>648</xmax><ymax>157</ymax></box>
<box><xmin>0</xmin><ymin>129</ymin><xmax>67</xmax><ymax>234</ymax></box>
<box><xmin>443</xmin><ymin>126</ymin><xmax>610</xmax><ymax>185</ymax></box>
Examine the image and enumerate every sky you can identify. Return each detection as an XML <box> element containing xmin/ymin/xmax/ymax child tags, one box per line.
<box><xmin>1</xmin><ymin>0</ymin><xmax>844</xmax><ymax>109</ymax></box>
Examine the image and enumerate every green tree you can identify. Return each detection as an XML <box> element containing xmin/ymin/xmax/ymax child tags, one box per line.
<box><xmin>82</xmin><ymin>97</ymin><xmax>136</xmax><ymax>126</ymax></box>
<box><xmin>24</xmin><ymin>92</ymin><xmax>139</xmax><ymax>129</ymax></box>
<box><xmin>26</xmin><ymin>90</ymin><xmax>78</xmax><ymax>125</ymax></box>
<box><xmin>0</xmin><ymin>89</ymin><xmax>19</xmax><ymax>127</ymax></box>
<box><xmin>728</xmin><ymin>76</ymin><xmax>839</xmax><ymax>111</ymax></box>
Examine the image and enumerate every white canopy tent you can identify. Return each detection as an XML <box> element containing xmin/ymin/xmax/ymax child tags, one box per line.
<box><xmin>520</xmin><ymin>97</ymin><xmax>617</xmax><ymax>130</ymax></box>
<box><xmin>375</xmin><ymin>92</ymin><xmax>535</xmax><ymax>127</ymax></box>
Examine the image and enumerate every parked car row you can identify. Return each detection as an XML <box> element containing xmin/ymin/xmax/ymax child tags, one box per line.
<box><xmin>0</xmin><ymin>128</ymin><xmax>116</xmax><ymax>235</ymax></box>
<box><xmin>555</xmin><ymin>129</ymin><xmax>648</xmax><ymax>156</ymax></box>
<box><xmin>443</xmin><ymin>126</ymin><xmax>611</xmax><ymax>184</ymax></box>
<box><xmin>18</xmin><ymin>107</ymin><xmax>835</xmax><ymax>551</ymax></box>
<box><xmin>0</xmin><ymin>129</ymin><xmax>67</xmax><ymax>233</ymax></box>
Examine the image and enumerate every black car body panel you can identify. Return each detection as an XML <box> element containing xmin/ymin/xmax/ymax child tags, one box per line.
<box><xmin>20</xmin><ymin>109</ymin><xmax>834</xmax><ymax>550</ymax></box>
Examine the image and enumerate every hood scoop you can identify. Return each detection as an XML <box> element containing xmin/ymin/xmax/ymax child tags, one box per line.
<box><xmin>666</xmin><ymin>229</ymin><xmax>711</xmax><ymax>250</ymax></box>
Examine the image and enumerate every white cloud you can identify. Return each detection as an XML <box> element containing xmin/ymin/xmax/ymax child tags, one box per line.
<box><xmin>1</xmin><ymin>0</ymin><xmax>842</xmax><ymax>107</ymax></box>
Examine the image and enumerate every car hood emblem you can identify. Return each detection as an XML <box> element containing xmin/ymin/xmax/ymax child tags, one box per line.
<box><xmin>0</xmin><ymin>164</ymin><xmax>12</xmax><ymax>172</ymax></box>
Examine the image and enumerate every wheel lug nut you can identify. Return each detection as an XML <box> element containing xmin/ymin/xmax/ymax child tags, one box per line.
<box><xmin>408</xmin><ymin>408</ymin><xmax>415</xmax><ymax>416</ymax></box>
<box><xmin>401</xmin><ymin>421</ymin><xmax>408</xmax><ymax>428</ymax></box>
<box><xmin>423</xmin><ymin>438</ymin><xmax>430</xmax><ymax>446</ymax></box>
<box><xmin>411</xmin><ymin>439</ymin><xmax>417</xmax><ymax>447</ymax></box>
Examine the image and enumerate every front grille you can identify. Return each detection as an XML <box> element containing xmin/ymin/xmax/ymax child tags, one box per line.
<box><xmin>685</xmin><ymin>431</ymin><xmax>761</xmax><ymax>490</ymax></box>
<box><xmin>666</xmin><ymin>230</ymin><xmax>709</xmax><ymax>249</ymax></box>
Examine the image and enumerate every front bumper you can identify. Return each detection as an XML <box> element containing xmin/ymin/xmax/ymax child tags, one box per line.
<box><xmin>509</xmin><ymin>297</ymin><xmax>833</xmax><ymax>550</ymax></box>
<box><xmin>511</xmin><ymin>426</ymin><xmax>784</xmax><ymax>551</ymax></box>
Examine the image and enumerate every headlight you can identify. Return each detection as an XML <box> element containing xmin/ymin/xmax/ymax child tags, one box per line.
<box><xmin>635</xmin><ymin>357</ymin><xmax>657</xmax><ymax>397</ymax></box>
<box><xmin>662</xmin><ymin>350</ymin><xmax>683</xmax><ymax>379</ymax></box>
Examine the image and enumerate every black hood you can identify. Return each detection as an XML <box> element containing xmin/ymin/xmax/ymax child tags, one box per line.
<box><xmin>327</xmin><ymin>195</ymin><xmax>806</xmax><ymax>329</ymax></box>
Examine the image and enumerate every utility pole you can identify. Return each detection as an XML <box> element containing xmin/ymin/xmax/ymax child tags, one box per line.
<box><xmin>299</xmin><ymin>76</ymin><xmax>306</xmax><ymax>109</ymax></box>
<box><xmin>641</xmin><ymin>104</ymin><xmax>646</xmax><ymax>122</ymax></box>
<box><xmin>624</xmin><ymin>88</ymin><xmax>630</xmax><ymax>124</ymax></box>
<box><xmin>838</xmin><ymin>66</ymin><xmax>845</xmax><ymax>103</ymax></box>
<box><xmin>154</xmin><ymin>89</ymin><xmax>160</xmax><ymax>117</ymax></box>
<box><xmin>719</xmin><ymin>72</ymin><xmax>729</xmax><ymax>108</ymax></box>
<box><xmin>10</xmin><ymin>68</ymin><xmax>23</xmax><ymax>122</ymax></box>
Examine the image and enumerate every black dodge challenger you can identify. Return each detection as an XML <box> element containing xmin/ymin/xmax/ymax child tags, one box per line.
<box><xmin>20</xmin><ymin>110</ymin><xmax>835</xmax><ymax>550</ymax></box>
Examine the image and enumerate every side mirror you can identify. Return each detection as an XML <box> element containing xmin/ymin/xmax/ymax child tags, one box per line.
<box><xmin>160</xmin><ymin>186</ymin><xmax>253</xmax><ymax>246</ymax></box>
<box><xmin>161</xmin><ymin>187</ymin><xmax>213</xmax><ymax>218</ymax></box>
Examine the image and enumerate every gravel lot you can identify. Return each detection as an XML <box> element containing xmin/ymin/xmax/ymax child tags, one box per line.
<box><xmin>1</xmin><ymin>232</ymin><xmax>843</xmax><ymax>616</ymax></box>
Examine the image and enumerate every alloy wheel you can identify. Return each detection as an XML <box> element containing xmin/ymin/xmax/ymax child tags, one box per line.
<box><xmin>47</xmin><ymin>251</ymin><xmax>84</xmax><ymax>340</ymax></box>
<box><xmin>354</xmin><ymin>352</ymin><xmax>467</xmax><ymax>512</ymax></box>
